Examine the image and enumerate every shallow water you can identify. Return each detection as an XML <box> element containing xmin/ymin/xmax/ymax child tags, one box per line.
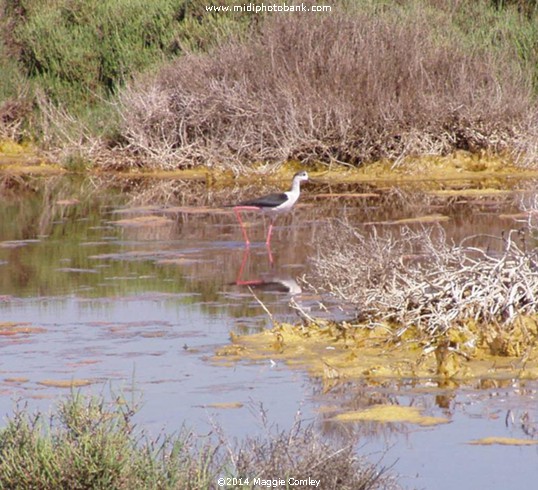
<box><xmin>1</xmin><ymin>174</ymin><xmax>537</xmax><ymax>489</ymax></box>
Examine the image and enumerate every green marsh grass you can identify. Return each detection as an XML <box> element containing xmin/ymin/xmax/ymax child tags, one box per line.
<box><xmin>0</xmin><ymin>0</ymin><xmax>249</xmax><ymax>146</ymax></box>
<box><xmin>6</xmin><ymin>0</ymin><xmax>248</xmax><ymax>109</ymax></box>
<box><xmin>0</xmin><ymin>392</ymin><xmax>217</xmax><ymax>489</ymax></box>
<box><xmin>0</xmin><ymin>392</ymin><xmax>396</xmax><ymax>489</ymax></box>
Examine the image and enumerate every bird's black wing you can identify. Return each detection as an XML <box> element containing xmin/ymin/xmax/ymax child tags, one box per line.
<box><xmin>239</xmin><ymin>192</ymin><xmax>288</xmax><ymax>208</ymax></box>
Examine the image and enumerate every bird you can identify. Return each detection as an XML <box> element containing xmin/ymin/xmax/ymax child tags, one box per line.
<box><xmin>232</xmin><ymin>170</ymin><xmax>309</xmax><ymax>246</ymax></box>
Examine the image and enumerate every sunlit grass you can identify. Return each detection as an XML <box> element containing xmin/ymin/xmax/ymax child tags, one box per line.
<box><xmin>0</xmin><ymin>392</ymin><xmax>218</xmax><ymax>489</ymax></box>
<box><xmin>0</xmin><ymin>392</ymin><xmax>397</xmax><ymax>489</ymax></box>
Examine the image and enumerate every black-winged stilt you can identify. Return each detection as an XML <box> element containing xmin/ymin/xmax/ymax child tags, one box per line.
<box><xmin>233</xmin><ymin>170</ymin><xmax>309</xmax><ymax>246</ymax></box>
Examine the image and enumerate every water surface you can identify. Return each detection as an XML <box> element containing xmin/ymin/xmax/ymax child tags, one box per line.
<box><xmin>0</xmin><ymin>174</ymin><xmax>537</xmax><ymax>489</ymax></box>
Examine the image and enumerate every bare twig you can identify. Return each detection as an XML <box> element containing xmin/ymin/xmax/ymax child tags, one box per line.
<box><xmin>307</xmin><ymin>221</ymin><xmax>538</xmax><ymax>334</ymax></box>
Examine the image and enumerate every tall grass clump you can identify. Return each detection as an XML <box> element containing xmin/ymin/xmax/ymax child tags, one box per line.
<box><xmin>0</xmin><ymin>393</ymin><xmax>218</xmax><ymax>489</ymax></box>
<box><xmin>118</xmin><ymin>2</ymin><xmax>536</xmax><ymax>170</ymax></box>
<box><xmin>0</xmin><ymin>392</ymin><xmax>397</xmax><ymax>489</ymax></box>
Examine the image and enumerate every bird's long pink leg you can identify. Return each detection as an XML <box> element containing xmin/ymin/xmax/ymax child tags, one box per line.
<box><xmin>234</xmin><ymin>208</ymin><xmax>250</xmax><ymax>246</ymax></box>
<box><xmin>266</xmin><ymin>221</ymin><xmax>274</xmax><ymax>246</ymax></box>
<box><xmin>233</xmin><ymin>206</ymin><xmax>260</xmax><ymax>246</ymax></box>
<box><xmin>266</xmin><ymin>241</ymin><xmax>274</xmax><ymax>264</ymax></box>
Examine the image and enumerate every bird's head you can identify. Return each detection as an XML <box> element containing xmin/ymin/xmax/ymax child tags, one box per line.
<box><xmin>293</xmin><ymin>170</ymin><xmax>309</xmax><ymax>184</ymax></box>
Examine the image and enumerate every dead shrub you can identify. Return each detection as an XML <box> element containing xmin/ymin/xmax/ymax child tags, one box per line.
<box><xmin>118</xmin><ymin>7</ymin><xmax>534</xmax><ymax>169</ymax></box>
<box><xmin>306</xmin><ymin>222</ymin><xmax>538</xmax><ymax>334</ymax></box>
<box><xmin>229</xmin><ymin>418</ymin><xmax>398</xmax><ymax>490</ymax></box>
<box><xmin>0</xmin><ymin>95</ymin><xmax>31</xmax><ymax>141</ymax></box>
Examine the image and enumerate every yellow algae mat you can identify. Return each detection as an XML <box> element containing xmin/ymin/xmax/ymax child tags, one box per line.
<box><xmin>333</xmin><ymin>405</ymin><xmax>449</xmax><ymax>427</ymax></box>
<box><xmin>214</xmin><ymin>318</ymin><xmax>538</xmax><ymax>384</ymax></box>
<box><xmin>37</xmin><ymin>379</ymin><xmax>94</xmax><ymax>388</ymax></box>
<box><xmin>214</xmin><ymin>319</ymin><xmax>538</xmax><ymax>425</ymax></box>
<box><xmin>467</xmin><ymin>437</ymin><xmax>538</xmax><ymax>446</ymax></box>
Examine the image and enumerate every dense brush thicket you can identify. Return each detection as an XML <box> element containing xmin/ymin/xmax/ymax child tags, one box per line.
<box><xmin>118</xmin><ymin>8</ymin><xmax>535</xmax><ymax>168</ymax></box>
<box><xmin>1</xmin><ymin>0</ymin><xmax>538</xmax><ymax>168</ymax></box>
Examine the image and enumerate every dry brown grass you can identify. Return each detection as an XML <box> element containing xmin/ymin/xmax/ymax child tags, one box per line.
<box><xmin>118</xmin><ymin>7</ymin><xmax>534</xmax><ymax>170</ymax></box>
<box><xmin>225</xmin><ymin>412</ymin><xmax>399</xmax><ymax>490</ymax></box>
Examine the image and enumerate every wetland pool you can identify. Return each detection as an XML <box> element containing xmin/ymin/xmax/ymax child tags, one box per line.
<box><xmin>0</xmin><ymin>173</ymin><xmax>538</xmax><ymax>489</ymax></box>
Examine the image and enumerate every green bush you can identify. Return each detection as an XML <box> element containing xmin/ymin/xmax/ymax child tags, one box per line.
<box><xmin>11</xmin><ymin>0</ymin><xmax>180</xmax><ymax>109</ymax></box>
<box><xmin>446</xmin><ymin>0</ymin><xmax>538</xmax><ymax>93</ymax></box>
<box><xmin>0</xmin><ymin>0</ymin><xmax>249</xmax><ymax>112</ymax></box>
<box><xmin>0</xmin><ymin>392</ymin><xmax>217</xmax><ymax>489</ymax></box>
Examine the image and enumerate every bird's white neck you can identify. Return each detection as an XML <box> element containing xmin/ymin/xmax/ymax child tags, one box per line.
<box><xmin>290</xmin><ymin>176</ymin><xmax>303</xmax><ymax>195</ymax></box>
<box><xmin>282</xmin><ymin>176</ymin><xmax>303</xmax><ymax>209</ymax></box>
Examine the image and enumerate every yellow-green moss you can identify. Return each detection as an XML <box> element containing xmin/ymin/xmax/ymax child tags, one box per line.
<box><xmin>333</xmin><ymin>405</ymin><xmax>450</xmax><ymax>427</ymax></box>
<box><xmin>214</xmin><ymin>317</ymin><xmax>538</xmax><ymax>385</ymax></box>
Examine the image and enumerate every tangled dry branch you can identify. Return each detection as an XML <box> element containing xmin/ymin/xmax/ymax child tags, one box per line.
<box><xmin>117</xmin><ymin>10</ymin><xmax>533</xmax><ymax>170</ymax></box>
<box><xmin>308</xmin><ymin>222</ymin><xmax>538</xmax><ymax>334</ymax></box>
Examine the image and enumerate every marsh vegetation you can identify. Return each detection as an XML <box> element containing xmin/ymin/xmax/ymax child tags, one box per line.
<box><xmin>3</xmin><ymin>2</ymin><xmax>538</xmax><ymax>488</ymax></box>
<box><xmin>1</xmin><ymin>0</ymin><xmax>538</xmax><ymax>170</ymax></box>
<box><xmin>0</xmin><ymin>393</ymin><xmax>397</xmax><ymax>490</ymax></box>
